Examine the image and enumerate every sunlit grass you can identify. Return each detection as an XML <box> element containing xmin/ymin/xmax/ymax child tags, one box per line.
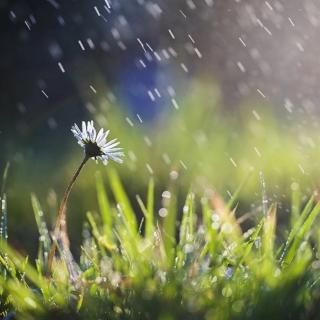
<box><xmin>1</xmin><ymin>167</ymin><xmax>320</xmax><ymax>319</ymax></box>
<box><xmin>3</xmin><ymin>82</ymin><xmax>320</xmax><ymax>319</ymax></box>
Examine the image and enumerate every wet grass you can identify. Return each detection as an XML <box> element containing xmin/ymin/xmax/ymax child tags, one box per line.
<box><xmin>2</xmin><ymin>82</ymin><xmax>320</xmax><ymax>319</ymax></box>
<box><xmin>1</xmin><ymin>167</ymin><xmax>320</xmax><ymax>320</ymax></box>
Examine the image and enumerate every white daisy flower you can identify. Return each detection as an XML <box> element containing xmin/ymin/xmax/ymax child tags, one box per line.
<box><xmin>71</xmin><ymin>120</ymin><xmax>124</xmax><ymax>165</ymax></box>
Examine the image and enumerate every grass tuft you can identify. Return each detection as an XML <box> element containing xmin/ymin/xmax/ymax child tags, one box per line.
<box><xmin>1</xmin><ymin>169</ymin><xmax>320</xmax><ymax>319</ymax></box>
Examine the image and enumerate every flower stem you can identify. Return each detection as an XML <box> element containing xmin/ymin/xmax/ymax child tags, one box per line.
<box><xmin>47</xmin><ymin>155</ymin><xmax>89</xmax><ymax>275</ymax></box>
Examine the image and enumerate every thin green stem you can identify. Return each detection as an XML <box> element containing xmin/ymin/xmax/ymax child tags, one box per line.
<box><xmin>47</xmin><ymin>155</ymin><xmax>89</xmax><ymax>275</ymax></box>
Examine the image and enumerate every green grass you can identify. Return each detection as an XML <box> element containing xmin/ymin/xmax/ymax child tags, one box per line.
<box><xmin>7</xmin><ymin>82</ymin><xmax>320</xmax><ymax>254</ymax></box>
<box><xmin>1</xmin><ymin>167</ymin><xmax>320</xmax><ymax>320</ymax></box>
<box><xmin>3</xmin><ymin>81</ymin><xmax>320</xmax><ymax>319</ymax></box>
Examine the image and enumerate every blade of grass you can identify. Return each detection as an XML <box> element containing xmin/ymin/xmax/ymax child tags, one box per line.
<box><xmin>283</xmin><ymin>201</ymin><xmax>320</xmax><ymax>267</ymax></box>
<box><xmin>0</xmin><ymin>162</ymin><xmax>10</xmax><ymax>198</ymax></box>
<box><xmin>176</xmin><ymin>192</ymin><xmax>195</xmax><ymax>269</ymax></box>
<box><xmin>31</xmin><ymin>194</ymin><xmax>51</xmax><ymax>273</ymax></box>
<box><xmin>0</xmin><ymin>242</ymin><xmax>48</xmax><ymax>290</ymax></box>
<box><xmin>146</xmin><ymin>178</ymin><xmax>154</xmax><ymax>241</ymax></box>
<box><xmin>113</xmin><ymin>206</ymin><xmax>140</xmax><ymax>263</ymax></box>
<box><xmin>108</xmin><ymin>169</ymin><xmax>137</xmax><ymax>233</ymax></box>
<box><xmin>96</xmin><ymin>172</ymin><xmax>113</xmax><ymax>241</ymax></box>
<box><xmin>237</xmin><ymin>218</ymin><xmax>264</xmax><ymax>268</ymax></box>
<box><xmin>163</xmin><ymin>187</ymin><xmax>177</xmax><ymax>267</ymax></box>
<box><xmin>199</xmin><ymin>197</ymin><xmax>217</xmax><ymax>259</ymax></box>
<box><xmin>280</xmin><ymin>195</ymin><xmax>314</xmax><ymax>264</ymax></box>
<box><xmin>86</xmin><ymin>211</ymin><xmax>114</xmax><ymax>252</ymax></box>
<box><xmin>179</xmin><ymin>192</ymin><xmax>194</xmax><ymax>247</ymax></box>
<box><xmin>176</xmin><ymin>192</ymin><xmax>195</xmax><ymax>268</ymax></box>
<box><xmin>5</xmin><ymin>278</ymin><xmax>45</xmax><ymax>315</ymax></box>
<box><xmin>0</xmin><ymin>194</ymin><xmax>8</xmax><ymax>279</ymax></box>
<box><xmin>262</xmin><ymin>204</ymin><xmax>277</xmax><ymax>261</ymax></box>
<box><xmin>210</xmin><ymin>190</ymin><xmax>242</xmax><ymax>242</ymax></box>
<box><xmin>227</xmin><ymin>169</ymin><xmax>253</xmax><ymax>209</ymax></box>
<box><xmin>290</xmin><ymin>183</ymin><xmax>301</xmax><ymax>228</ymax></box>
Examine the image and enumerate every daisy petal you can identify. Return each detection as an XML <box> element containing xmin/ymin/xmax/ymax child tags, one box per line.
<box><xmin>71</xmin><ymin>120</ymin><xmax>123</xmax><ymax>165</ymax></box>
